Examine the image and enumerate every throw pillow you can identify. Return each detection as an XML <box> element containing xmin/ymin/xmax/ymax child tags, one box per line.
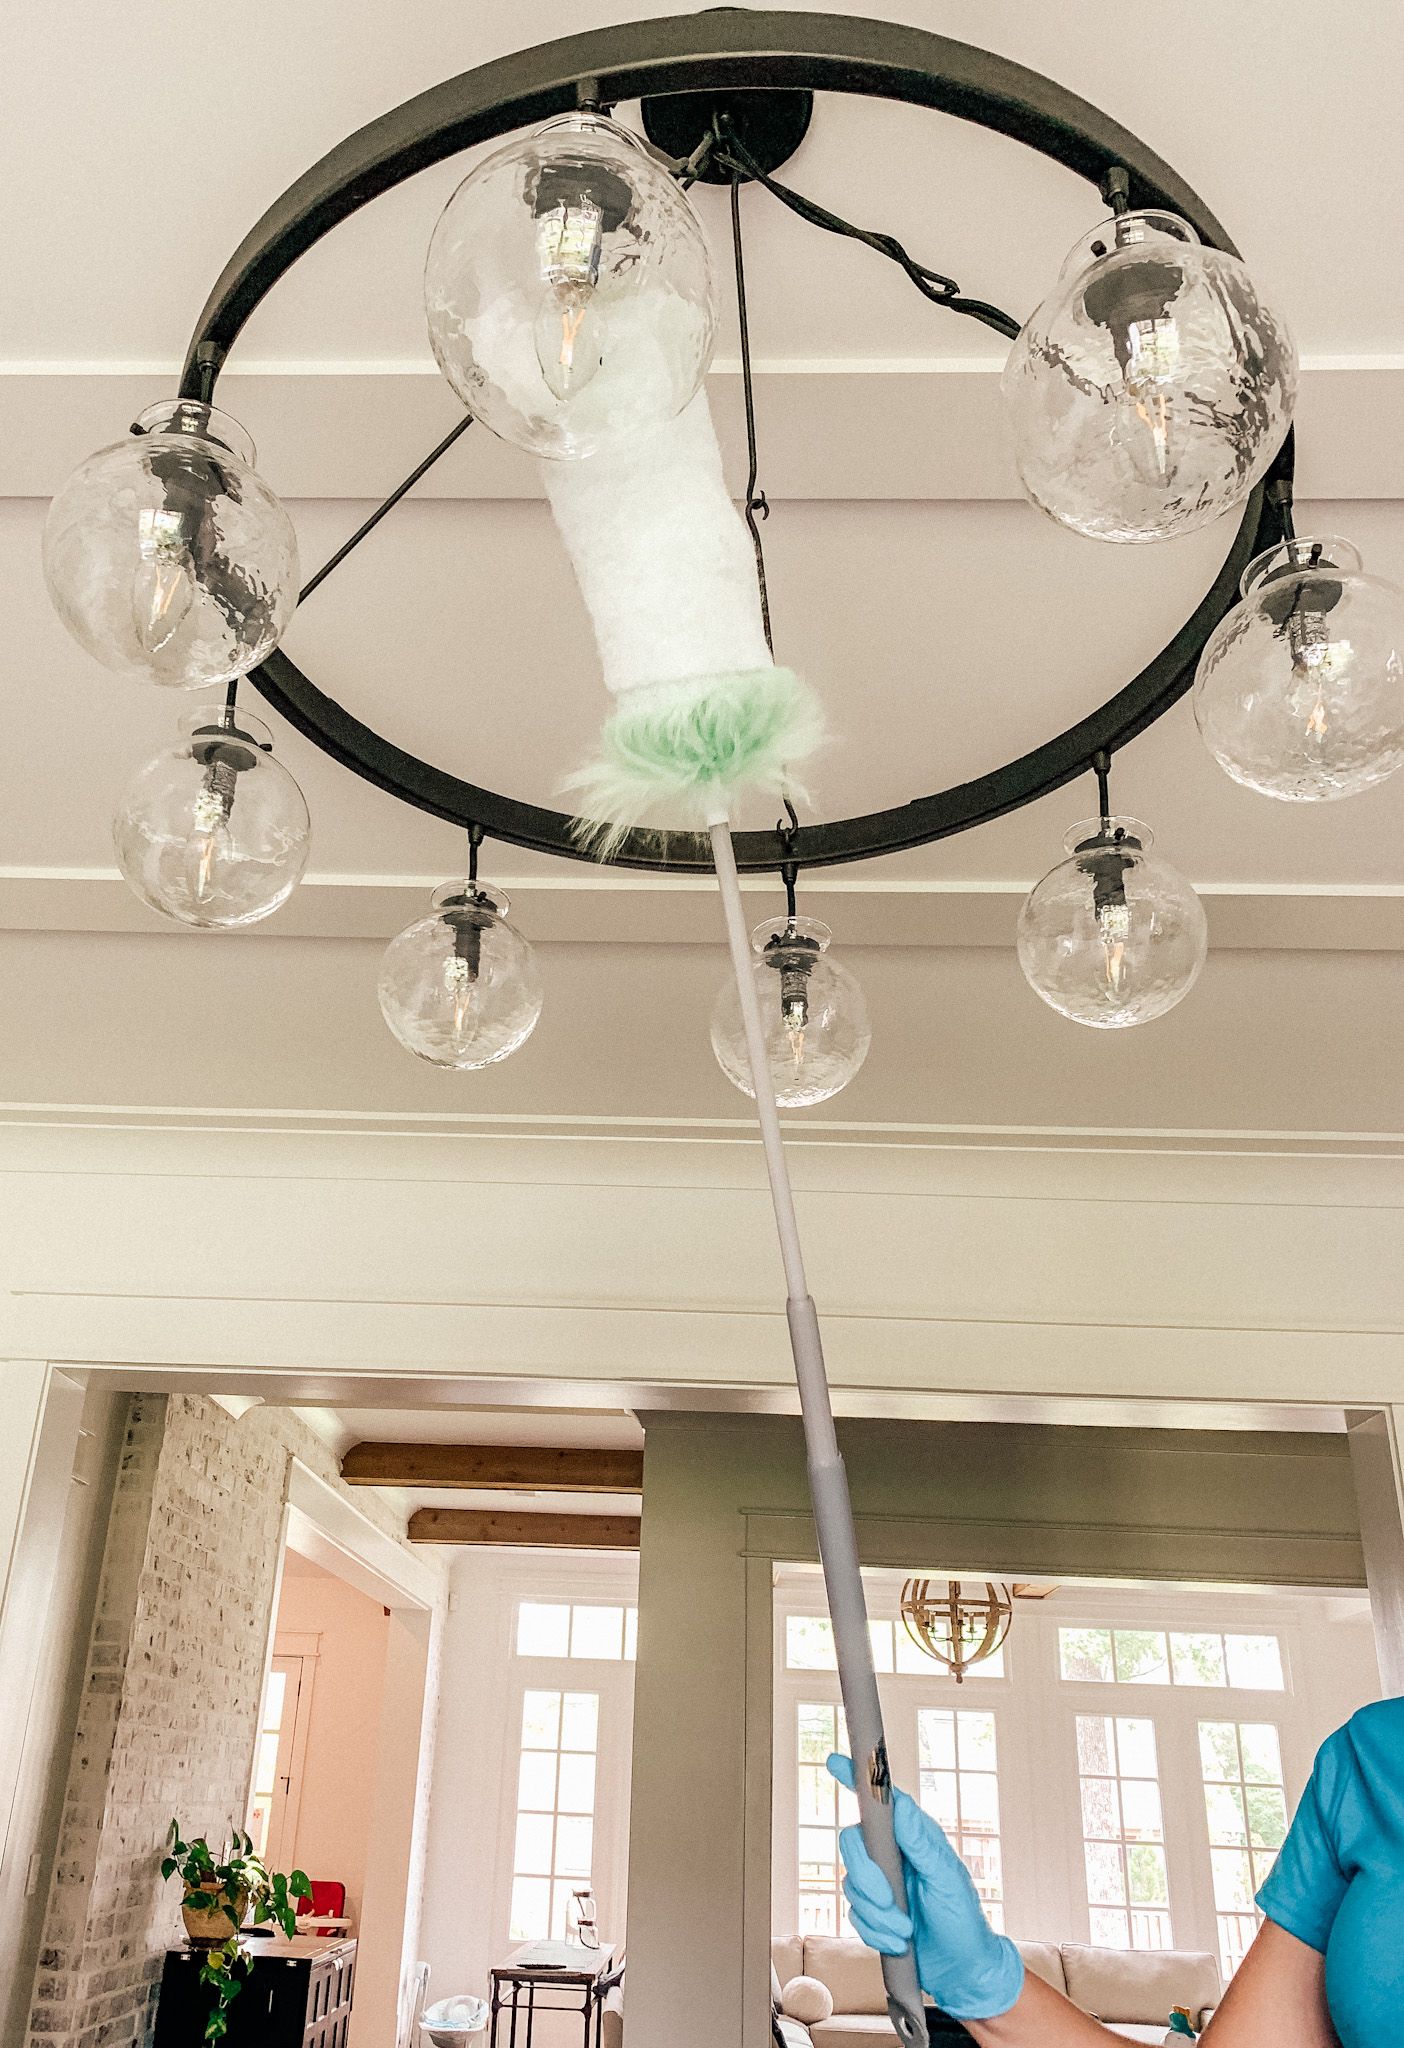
<box><xmin>781</xmin><ymin>1976</ymin><xmax>835</xmax><ymax>2025</ymax></box>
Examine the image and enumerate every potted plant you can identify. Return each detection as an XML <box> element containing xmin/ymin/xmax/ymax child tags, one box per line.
<box><xmin>161</xmin><ymin>1822</ymin><xmax>309</xmax><ymax>2044</ymax></box>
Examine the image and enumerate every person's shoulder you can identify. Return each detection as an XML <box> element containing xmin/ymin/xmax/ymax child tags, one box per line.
<box><xmin>1340</xmin><ymin>1695</ymin><xmax>1404</xmax><ymax>1757</ymax></box>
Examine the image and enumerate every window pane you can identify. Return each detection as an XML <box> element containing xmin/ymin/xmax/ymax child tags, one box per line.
<box><xmin>798</xmin><ymin>1827</ymin><xmax>837</xmax><ymax>1877</ymax></box>
<box><xmin>1119</xmin><ymin>1780</ymin><xmax>1163</xmax><ymax>1842</ymax></box>
<box><xmin>624</xmin><ymin>1608</ymin><xmax>638</xmax><ymax>1661</ymax></box>
<box><xmin>518</xmin><ymin>1603</ymin><xmax>571</xmax><ymax>1658</ymax></box>
<box><xmin>799</xmin><ymin>1765</ymin><xmax>835</xmax><ymax>1827</ymax></box>
<box><xmin>961</xmin><ymin>1835</ymin><xmax>1002</xmax><ymax>1899</ymax></box>
<box><xmin>514</xmin><ymin>1812</ymin><xmax>554</xmax><ymax>1876</ymax></box>
<box><xmin>1251</xmin><ymin>1849</ymin><xmax>1278</xmax><ymax>1892</ymax></box>
<box><xmin>1199</xmin><ymin>1722</ymin><xmax>1241</xmax><ymax>1782</ymax></box>
<box><xmin>1245</xmin><ymin>1786</ymin><xmax>1288</xmax><ymax>1851</ymax></box>
<box><xmin>1211</xmin><ymin>1847</ymin><xmax>1255</xmax><ymax>1912</ymax></box>
<box><xmin>1060</xmin><ymin>1627</ymin><xmax>1113</xmax><ymax>1682</ymax></box>
<box><xmin>1204</xmin><ymin>1782</ymin><xmax>1248</xmax><ymax>1845</ymax></box>
<box><xmin>895</xmin><ymin>1623</ymin><xmax>935</xmax><ymax>1674</ymax></box>
<box><xmin>551</xmin><ymin>1880</ymin><xmax>578</xmax><ymax>1942</ymax></box>
<box><xmin>1225</xmin><ymin>1635</ymin><xmax>1284</xmax><ymax>1690</ymax></box>
<box><xmin>918</xmin><ymin>1711</ymin><xmax>955</xmax><ymax>1771</ymax></box>
<box><xmin>1127</xmin><ymin>1843</ymin><xmax>1169</xmax><ymax>1907</ymax></box>
<box><xmin>553</xmin><ymin>1815</ymin><xmax>593</xmax><ymax>1878</ymax></box>
<box><xmin>798</xmin><ymin>1704</ymin><xmax>837</xmax><ymax>1763</ymax></box>
<box><xmin>788</xmin><ymin>1616</ymin><xmax>837</xmax><ymax>1670</ymax></box>
<box><xmin>560</xmin><ymin>1693</ymin><xmax>599</xmax><ymax>1751</ymax></box>
<box><xmin>960</xmin><ymin>1773</ymin><xmax>1000</xmax><ymax>1833</ymax></box>
<box><xmin>1131</xmin><ymin>1911</ymin><xmax>1173</xmax><ymax>1951</ymax></box>
<box><xmin>254</xmin><ymin>1732</ymin><xmax>279</xmax><ymax>1798</ymax></box>
<box><xmin>1077</xmin><ymin>1716</ymin><xmax>1113</xmax><ymax>1776</ymax></box>
<box><xmin>1239</xmin><ymin>1724</ymin><xmax>1283</xmax><ymax>1785</ymax></box>
<box><xmin>868</xmin><ymin>1620</ymin><xmax>895</xmax><ymax>1673</ymax></box>
<box><xmin>1114</xmin><ymin>1631</ymin><xmax>1170</xmax><ymax>1686</ymax></box>
<box><xmin>264</xmin><ymin>1670</ymin><xmax>287</xmax><ymax>1728</ymax></box>
<box><xmin>1114</xmin><ymin>1719</ymin><xmax>1158</xmax><ymax>1779</ymax></box>
<box><xmin>556</xmin><ymin>1752</ymin><xmax>596</xmax><ymax>1815</ymax></box>
<box><xmin>1170</xmin><ymin>1632</ymin><xmax>1226</xmax><ymax>1687</ymax></box>
<box><xmin>517</xmin><ymin>1751</ymin><xmax>557</xmax><ymax>1811</ymax></box>
<box><xmin>958</xmin><ymin>1712</ymin><xmax>998</xmax><ymax>1769</ymax></box>
<box><xmin>1085</xmin><ymin>1840</ymin><xmax>1125</xmax><ymax>1905</ymax></box>
<box><xmin>510</xmin><ymin>1876</ymin><xmax>551</xmax><ymax>1941</ymax></box>
<box><xmin>1081</xmin><ymin>1777</ymin><xmax>1121</xmax><ymax>1840</ymax></box>
<box><xmin>799</xmin><ymin>1891</ymin><xmax>836</xmax><ymax>1936</ymax></box>
<box><xmin>920</xmin><ymin>1770</ymin><xmax>960</xmax><ymax>1832</ymax></box>
<box><xmin>1090</xmin><ymin>1907</ymin><xmax>1130</xmax><ymax>1948</ymax></box>
<box><xmin>570</xmin><ymin>1606</ymin><xmax>623</xmax><ymax>1661</ymax></box>
<box><xmin>522</xmin><ymin>1691</ymin><xmax>561</xmax><ymax>1750</ymax></box>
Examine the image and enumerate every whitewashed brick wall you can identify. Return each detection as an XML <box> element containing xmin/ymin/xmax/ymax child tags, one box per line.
<box><xmin>25</xmin><ymin>1392</ymin><xmax>437</xmax><ymax>2048</ymax></box>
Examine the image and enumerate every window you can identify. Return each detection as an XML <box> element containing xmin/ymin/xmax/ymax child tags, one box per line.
<box><xmin>1060</xmin><ymin>1628</ymin><xmax>1284</xmax><ymax>1691</ymax></box>
<box><xmin>509</xmin><ymin>1689</ymin><xmax>598</xmax><ymax>1941</ymax></box>
<box><xmin>786</xmin><ymin>1613</ymin><xmax>1005</xmax><ymax>1679</ymax></box>
<box><xmin>1199</xmin><ymin>1721</ymin><xmax>1288</xmax><ymax>1977</ymax></box>
<box><xmin>517</xmin><ymin>1602</ymin><xmax>637</xmax><ymax>1661</ymax></box>
<box><xmin>918</xmin><ymin>1709</ymin><xmax>1004</xmax><ymax>1931</ymax></box>
<box><xmin>797</xmin><ymin>1702</ymin><xmax>856</xmax><ymax>1935</ymax></box>
<box><xmin>1076</xmin><ymin>1715</ymin><xmax>1172</xmax><ymax>1949</ymax></box>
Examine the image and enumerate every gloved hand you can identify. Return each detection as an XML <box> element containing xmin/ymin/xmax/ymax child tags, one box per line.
<box><xmin>828</xmin><ymin>1755</ymin><xmax>1025</xmax><ymax>2022</ymax></box>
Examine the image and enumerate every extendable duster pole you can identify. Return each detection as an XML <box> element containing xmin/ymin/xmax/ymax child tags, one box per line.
<box><xmin>709</xmin><ymin>816</ymin><xmax>928</xmax><ymax>2048</ymax></box>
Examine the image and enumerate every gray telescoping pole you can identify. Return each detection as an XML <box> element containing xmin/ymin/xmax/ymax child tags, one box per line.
<box><xmin>709</xmin><ymin>818</ymin><xmax>927</xmax><ymax>2048</ymax></box>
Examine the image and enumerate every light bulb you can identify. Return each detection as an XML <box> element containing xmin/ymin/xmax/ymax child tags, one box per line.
<box><xmin>1002</xmin><ymin>211</ymin><xmax>1296</xmax><ymax>542</ymax></box>
<box><xmin>1017</xmin><ymin>817</ymin><xmax>1207</xmax><ymax>1028</ymax></box>
<box><xmin>45</xmin><ymin>402</ymin><xmax>299</xmax><ymax>687</ymax></box>
<box><xmin>113</xmin><ymin>706</ymin><xmax>310</xmax><ymax>928</ymax></box>
<box><xmin>1194</xmin><ymin>535</ymin><xmax>1404</xmax><ymax>799</ymax></box>
<box><xmin>425</xmin><ymin>112</ymin><xmax>716</xmax><ymax>459</ymax></box>
<box><xmin>711</xmin><ymin>917</ymin><xmax>871</xmax><ymax>1108</ymax></box>
<box><xmin>533</xmin><ymin>190</ymin><xmax>608</xmax><ymax>399</ymax></box>
<box><xmin>378</xmin><ymin>883</ymin><xmax>543</xmax><ymax>1069</ymax></box>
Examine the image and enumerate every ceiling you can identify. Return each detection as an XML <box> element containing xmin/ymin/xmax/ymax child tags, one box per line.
<box><xmin>3</xmin><ymin>3</ymin><xmax>1402</xmax><ymax>1486</ymax></box>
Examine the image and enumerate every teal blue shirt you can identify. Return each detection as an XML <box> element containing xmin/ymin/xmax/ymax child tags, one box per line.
<box><xmin>1256</xmin><ymin>1698</ymin><xmax>1404</xmax><ymax>2048</ymax></box>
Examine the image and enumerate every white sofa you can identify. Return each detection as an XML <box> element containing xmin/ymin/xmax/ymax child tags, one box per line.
<box><xmin>771</xmin><ymin>1935</ymin><xmax>1221</xmax><ymax>2046</ymax></box>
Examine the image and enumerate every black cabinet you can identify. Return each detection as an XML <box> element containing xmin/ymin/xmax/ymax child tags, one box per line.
<box><xmin>154</xmin><ymin>1935</ymin><xmax>356</xmax><ymax>2048</ymax></box>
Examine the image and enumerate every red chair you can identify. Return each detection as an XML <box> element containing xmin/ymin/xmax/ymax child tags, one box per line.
<box><xmin>294</xmin><ymin>1880</ymin><xmax>349</xmax><ymax>1935</ymax></box>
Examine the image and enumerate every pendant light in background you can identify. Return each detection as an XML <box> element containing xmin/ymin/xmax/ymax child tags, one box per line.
<box><xmin>425</xmin><ymin>112</ymin><xmax>718</xmax><ymax>459</ymax></box>
<box><xmin>44</xmin><ymin>403</ymin><xmax>300</xmax><ymax>688</ymax></box>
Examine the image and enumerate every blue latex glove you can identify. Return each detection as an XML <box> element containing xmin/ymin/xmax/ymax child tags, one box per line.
<box><xmin>828</xmin><ymin>1754</ymin><xmax>1024</xmax><ymax>2022</ymax></box>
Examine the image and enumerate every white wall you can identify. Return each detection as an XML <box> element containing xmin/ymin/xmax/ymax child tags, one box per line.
<box><xmin>772</xmin><ymin>1575</ymin><xmax>1381</xmax><ymax>1963</ymax></box>
<box><xmin>417</xmin><ymin>1550</ymin><xmax>638</xmax><ymax>2028</ymax></box>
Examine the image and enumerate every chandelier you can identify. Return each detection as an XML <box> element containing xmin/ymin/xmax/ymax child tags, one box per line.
<box><xmin>899</xmin><ymin>1579</ymin><xmax>1016</xmax><ymax>1684</ymax></box>
<box><xmin>40</xmin><ymin>13</ymin><xmax>1404</xmax><ymax>1086</ymax></box>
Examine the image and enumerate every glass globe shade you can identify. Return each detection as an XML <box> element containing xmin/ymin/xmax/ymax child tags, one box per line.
<box><xmin>425</xmin><ymin>111</ymin><xmax>717</xmax><ymax>459</ymax></box>
<box><xmin>44</xmin><ymin>401</ymin><xmax>300</xmax><ymax>688</ymax></box>
<box><xmin>1017</xmin><ymin>817</ymin><xmax>1207</xmax><ymax>1028</ymax></box>
<box><xmin>114</xmin><ymin>706</ymin><xmax>311</xmax><ymax>928</ymax></box>
<box><xmin>710</xmin><ymin>917</ymin><xmax>871</xmax><ymax>1108</ymax></box>
<box><xmin>378</xmin><ymin>883</ymin><xmax>543</xmax><ymax>1069</ymax></box>
<box><xmin>1194</xmin><ymin>535</ymin><xmax>1404</xmax><ymax>800</ymax></box>
<box><xmin>1002</xmin><ymin>211</ymin><xmax>1297</xmax><ymax>542</ymax></box>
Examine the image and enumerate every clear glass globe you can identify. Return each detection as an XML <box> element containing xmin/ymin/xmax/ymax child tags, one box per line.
<box><xmin>711</xmin><ymin>917</ymin><xmax>871</xmax><ymax>1108</ymax></box>
<box><xmin>1017</xmin><ymin>817</ymin><xmax>1207</xmax><ymax>1028</ymax></box>
<box><xmin>44</xmin><ymin>401</ymin><xmax>300</xmax><ymax>688</ymax></box>
<box><xmin>425</xmin><ymin>112</ymin><xmax>717</xmax><ymax>459</ymax></box>
<box><xmin>1002</xmin><ymin>211</ymin><xmax>1297</xmax><ymax>543</ymax></box>
<box><xmin>1194</xmin><ymin>535</ymin><xmax>1404</xmax><ymax>800</ymax></box>
<box><xmin>378</xmin><ymin>883</ymin><xmax>543</xmax><ymax>1068</ymax></box>
<box><xmin>114</xmin><ymin>706</ymin><xmax>311</xmax><ymax>928</ymax></box>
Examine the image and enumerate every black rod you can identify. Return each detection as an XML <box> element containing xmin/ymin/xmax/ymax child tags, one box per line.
<box><xmin>730</xmin><ymin>171</ymin><xmax>774</xmax><ymax>658</ymax></box>
<box><xmin>1093</xmin><ymin>748</ymin><xmax>1112</xmax><ymax>821</ymax></box>
<box><xmin>298</xmin><ymin>412</ymin><xmax>475</xmax><ymax>605</ymax></box>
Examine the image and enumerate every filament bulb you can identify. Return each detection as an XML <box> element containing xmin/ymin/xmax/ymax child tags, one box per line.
<box><xmin>534</xmin><ymin>197</ymin><xmax>606</xmax><ymax>400</ymax></box>
<box><xmin>1286</xmin><ymin>605</ymin><xmax>1354</xmax><ymax>745</ymax></box>
<box><xmin>443</xmin><ymin>953</ymin><xmax>478</xmax><ymax>1050</ymax></box>
<box><xmin>185</xmin><ymin>756</ymin><xmax>238</xmax><ymax>907</ymax></box>
<box><xmin>132</xmin><ymin>505</ymin><xmax>195</xmax><ymax>653</ymax></box>
<box><xmin>1096</xmin><ymin>897</ymin><xmax>1132</xmax><ymax>995</ymax></box>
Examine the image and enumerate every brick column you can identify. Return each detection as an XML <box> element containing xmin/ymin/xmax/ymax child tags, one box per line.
<box><xmin>28</xmin><ymin>1396</ymin><xmax>286</xmax><ymax>2047</ymax></box>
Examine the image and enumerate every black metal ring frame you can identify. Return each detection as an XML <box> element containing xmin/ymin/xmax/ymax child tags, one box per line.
<box><xmin>177</xmin><ymin>9</ymin><xmax>1293</xmax><ymax>875</ymax></box>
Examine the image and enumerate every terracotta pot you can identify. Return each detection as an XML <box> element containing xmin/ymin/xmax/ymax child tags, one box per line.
<box><xmin>181</xmin><ymin>1882</ymin><xmax>247</xmax><ymax>1946</ymax></box>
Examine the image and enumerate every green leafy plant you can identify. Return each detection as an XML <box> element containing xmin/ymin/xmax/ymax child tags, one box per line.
<box><xmin>162</xmin><ymin>1822</ymin><xmax>310</xmax><ymax>2044</ymax></box>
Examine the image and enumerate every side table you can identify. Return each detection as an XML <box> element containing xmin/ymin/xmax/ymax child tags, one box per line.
<box><xmin>488</xmin><ymin>1944</ymin><xmax>616</xmax><ymax>2048</ymax></box>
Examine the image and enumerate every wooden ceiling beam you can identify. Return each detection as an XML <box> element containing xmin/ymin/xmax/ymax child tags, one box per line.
<box><xmin>340</xmin><ymin>1441</ymin><xmax>644</xmax><ymax>1494</ymax></box>
<box><xmin>408</xmin><ymin>1508</ymin><xmax>640</xmax><ymax>1549</ymax></box>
